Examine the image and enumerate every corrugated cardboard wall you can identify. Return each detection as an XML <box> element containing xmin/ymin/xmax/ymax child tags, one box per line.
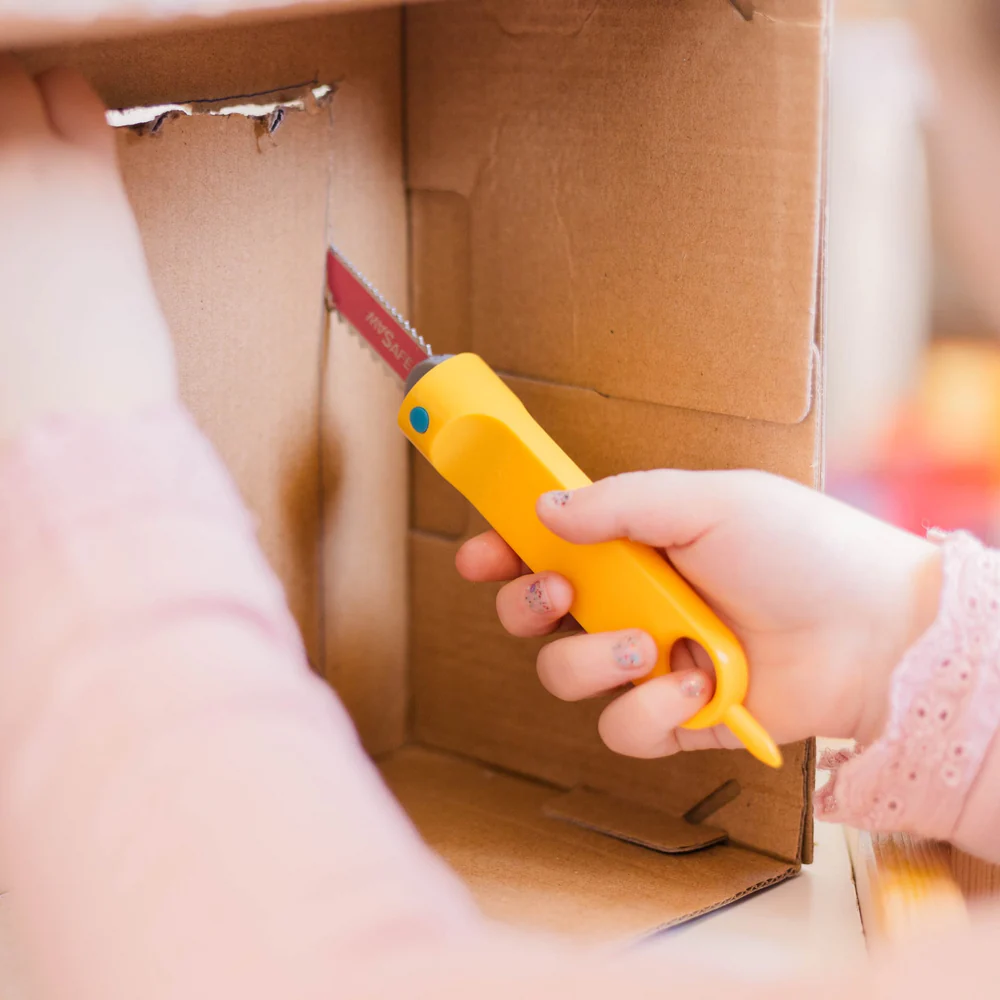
<box><xmin>405</xmin><ymin>0</ymin><xmax>827</xmax><ymax>863</ymax></box>
<box><xmin>21</xmin><ymin>9</ymin><xmax>412</xmax><ymax>753</ymax></box>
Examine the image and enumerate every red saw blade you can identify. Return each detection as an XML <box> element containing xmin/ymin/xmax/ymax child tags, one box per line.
<box><xmin>326</xmin><ymin>248</ymin><xmax>431</xmax><ymax>382</ymax></box>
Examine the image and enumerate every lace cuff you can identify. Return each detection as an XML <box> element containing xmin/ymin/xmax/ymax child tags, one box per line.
<box><xmin>817</xmin><ymin>531</ymin><xmax>1000</xmax><ymax>839</ymax></box>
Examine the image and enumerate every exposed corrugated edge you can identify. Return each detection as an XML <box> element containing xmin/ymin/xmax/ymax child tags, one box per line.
<box><xmin>106</xmin><ymin>81</ymin><xmax>334</xmax><ymax>131</ymax></box>
<box><xmin>647</xmin><ymin>863</ymin><xmax>800</xmax><ymax>939</ymax></box>
<box><xmin>798</xmin><ymin>737</ymin><xmax>816</xmax><ymax>864</ymax></box>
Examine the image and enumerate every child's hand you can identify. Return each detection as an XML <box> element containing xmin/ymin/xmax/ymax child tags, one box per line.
<box><xmin>457</xmin><ymin>470</ymin><xmax>943</xmax><ymax>758</ymax></box>
<box><xmin>0</xmin><ymin>58</ymin><xmax>176</xmax><ymax>442</ymax></box>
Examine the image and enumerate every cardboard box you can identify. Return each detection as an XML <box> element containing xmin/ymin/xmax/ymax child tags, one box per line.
<box><xmin>3</xmin><ymin>0</ymin><xmax>828</xmax><ymax>942</ymax></box>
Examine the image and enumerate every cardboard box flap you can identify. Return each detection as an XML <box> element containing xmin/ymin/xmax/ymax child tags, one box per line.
<box><xmin>381</xmin><ymin>746</ymin><xmax>797</xmax><ymax>941</ymax></box>
<box><xmin>542</xmin><ymin>787</ymin><xmax>727</xmax><ymax>854</ymax></box>
<box><xmin>407</xmin><ymin>0</ymin><xmax>826</xmax><ymax>424</ymax></box>
<box><xmin>0</xmin><ymin>0</ymin><xmax>411</xmax><ymax>49</ymax></box>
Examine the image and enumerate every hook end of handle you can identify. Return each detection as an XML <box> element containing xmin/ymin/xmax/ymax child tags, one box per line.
<box><xmin>724</xmin><ymin>704</ymin><xmax>783</xmax><ymax>769</ymax></box>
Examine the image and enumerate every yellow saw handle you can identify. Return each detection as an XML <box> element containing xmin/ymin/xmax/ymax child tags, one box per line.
<box><xmin>399</xmin><ymin>352</ymin><xmax>781</xmax><ymax>768</ymax></box>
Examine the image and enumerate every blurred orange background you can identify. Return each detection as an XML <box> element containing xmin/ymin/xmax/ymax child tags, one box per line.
<box><xmin>826</xmin><ymin>1</ymin><xmax>1000</xmax><ymax>545</ymax></box>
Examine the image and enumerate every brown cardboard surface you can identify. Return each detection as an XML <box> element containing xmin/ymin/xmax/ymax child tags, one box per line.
<box><xmin>380</xmin><ymin>746</ymin><xmax>797</xmax><ymax>941</ymax></box>
<box><xmin>100</xmin><ymin>9</ymin><xmax>412</xmax><ymax>751</ymax></box>
<box><xmin>410</xmin><ymin>531</ymin><xmax>812</xmax><ymax>863</ymax></box>
<box><xmin>413</xmin><ymin>372</ymin><xmax>821</xmax><ymax>538</ymax></box>
<box><xmin>322</xmin><ymin>11</ymin><xmax>411</xmax><ymax>754</ymax></box>
<box><xmin>120</xmin><ymin>108</ymin><xmax>333</xmax><ymax>667</ymax></box>
<box><xmin>542</xmin><ymin>787</ymin><xmax>727</xmax><ymax>854</ymax></box>
<box><xmin>406</xmin><ymin>0</ymin><xmax>827</xmax><ymax>424</ymax></box>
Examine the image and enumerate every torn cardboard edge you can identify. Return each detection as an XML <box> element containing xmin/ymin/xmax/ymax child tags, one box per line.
<box><xmin>106</xmin><ymin>81</ymin><xmax>335</xmax><ymax>134</ymax></box>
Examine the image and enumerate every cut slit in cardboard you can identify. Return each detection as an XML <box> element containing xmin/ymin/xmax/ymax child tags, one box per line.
<box><xmin>5</xmin><ymin>0</ymin><xmax>828</xmax><ymax>942</ymax></box>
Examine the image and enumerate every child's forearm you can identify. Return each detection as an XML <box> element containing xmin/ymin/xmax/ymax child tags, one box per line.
<box><xmin>0</xmin><ymin>406</ymin><xmax>479</xmax><ymax>998</ymax></box>
<box><xmin>819</xmin><ymin>530</ymin><xmax>1000</xmax><ymax>862</ymax></box>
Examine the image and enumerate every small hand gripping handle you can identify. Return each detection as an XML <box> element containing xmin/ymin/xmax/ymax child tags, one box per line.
<box><xmin>399</xmin><ymin>353</ymin><xmax>781</xmax><ymax>769</ymax></box>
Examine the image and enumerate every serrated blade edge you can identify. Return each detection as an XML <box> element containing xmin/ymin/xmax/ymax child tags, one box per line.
<box><xmin>326</xmin><ymin>248</ymin><xmax>432</xmax><ymax>382</ymax></box>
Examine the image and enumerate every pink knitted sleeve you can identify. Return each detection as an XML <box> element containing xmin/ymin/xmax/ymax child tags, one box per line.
<box><xmin>817</xmin><ymin>531</ymin><xmax>1000</xmax><ymax>862</ymax></box>
<box><xmin>0</xmin><ymin>405</ymin><xmax>485</xmax><ymax>1000</ymax></box>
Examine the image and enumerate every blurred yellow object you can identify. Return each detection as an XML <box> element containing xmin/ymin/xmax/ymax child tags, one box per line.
<box><xmin>915</xmin><ymin>340</ymin><xmax>1000</xmax><ymax>468</ymax></box>
<box><xmin>849</xmin><ymin>831</ymin><xmax>968</xmax><ymax>945</ymax></box>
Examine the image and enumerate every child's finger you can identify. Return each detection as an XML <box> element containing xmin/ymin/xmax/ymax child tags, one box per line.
<box><xmin>456</xmin><ymin>530</ymin><xmax>525</xmax><ymax>583</ymax></box>
<box><xmin>535</xmin><ymin>470</ymin><xmax>738</xmax><ymax>548</ymax></box>
<box><xmin>35</xmin><ymin>68</ymin><xmax>114</xmax><ymax>159</ymax></box>
<box><xmin>536</xmin><ymin>629</ymin><xmax>656</xmax><ymax>701</ymax></box>
<box><xmin>495</xmin><ymin>572</ymin><xmax>573</xmax><ymax>638</ymax></box>
<box><xmin>0</xmin><ymin>56</ymin><xmax>49</xmax><ymax>141</ymax></box>
<box><xmin>597</xmin><ymin>670</ymin><xmax>726</xmax><ymax>758</ymax></box>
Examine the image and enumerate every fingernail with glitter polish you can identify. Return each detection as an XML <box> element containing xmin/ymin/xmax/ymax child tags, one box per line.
<box><xmin>612</xmin><ymin>633</ymin><xmax>646</xmax><ymax>672</ymax></box>
<box><xmin>542</xmin><ymin>490</ymin><xmax>573</xmax><ymax>507</ymax></box>
<box><xmin>680</xmin><ymin>672</ymin><xmax>707</xmax><ymax>698</ymax></box>
<box><xmin>525</xmin><ymin>579</ymin><xmax>552</xmax><ymax>614</ymax></box>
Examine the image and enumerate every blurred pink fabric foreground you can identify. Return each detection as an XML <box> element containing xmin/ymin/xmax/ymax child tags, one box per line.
<box><xmin>0</xmin><ymin>405</ymin><xmax>997</xmax><ymax>999</ymax></box>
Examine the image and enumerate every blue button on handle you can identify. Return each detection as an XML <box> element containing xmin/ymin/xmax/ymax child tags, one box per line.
<box><xmin>409</xmin><ymin>406</ymin><xmax>430</xmax><ymax>434</ymax></box>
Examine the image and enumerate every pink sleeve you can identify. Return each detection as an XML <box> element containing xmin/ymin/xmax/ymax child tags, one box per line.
<box><xmin>817</xmin><ymin>531</ymin><xmax>1000</xmax><ymax>862</ymax></box>
<box><xmin>0</xmin><ymin>406</ymin><xmax>992</xmax><ymax>1000</ymax></box>
<box><xmin>0</xmin><ymin>406</ymin><xmax>484</xmax><ymax>998</ymax></box>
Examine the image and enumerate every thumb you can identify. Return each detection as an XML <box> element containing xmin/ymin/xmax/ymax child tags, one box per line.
<box><xmin>536</xmin><ymin>470</ymin><xmax>742</xmax><ymax>548</ymax></box>
<box><xmin>35</xmin><ymin>68</ymin><xmax>116</xmax><ymax>160</ymax></box>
